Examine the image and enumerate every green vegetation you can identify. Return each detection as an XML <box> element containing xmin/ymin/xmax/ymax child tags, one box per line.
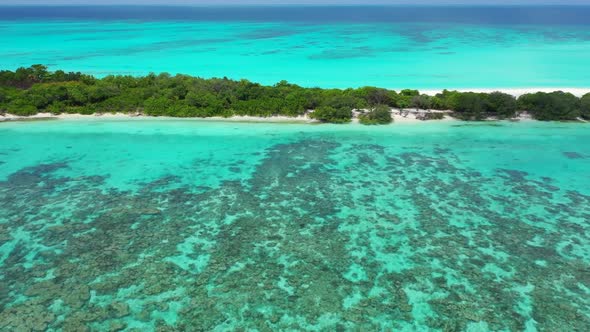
<box><xmin>434</xmin><ymin>91</ymin><xmax>518</xmax><ymax>120</ymax></box>
<box><xmin>578</xmin><ymin>93</ymin><xmax>590</xmax><ymax>120</ymax></box>
<box><xmin>452</xmin><ymin>92</ymin><xmax>488</xmax><ymax>120</ymax></box>
<box><xmin>0</xmin><ymin>65</ymin><xmax>587</xmax><ymax>122</ymax></box>
<box><xmin>359</xmin><ymin>105</ymin><xmax>393</xmax><ymax>125</ymax></box>
<box><xmin>517</xmin><ymin>91</ymin><xmax>581</xmax><ymax>121</ymax></box>
<box><xmin>487</xmin><ymin>91</ymin><xmax>518</xmax><ymax>119</ymax></box>
<box><xmin>309</xmin><ymin>106</ymin><xmax>352</xmax><ymax>124</ymax></box>
<box><xmin>411</xmin><ymin>94</ymin><xmax>432</xmax><ymax>111</ymax></box>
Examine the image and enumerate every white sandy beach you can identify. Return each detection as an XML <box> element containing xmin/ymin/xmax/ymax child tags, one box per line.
<box><xmin>0</xmin><ymin>112</ymin><xmax>318</xmax><ymax>123</ymax></box>
<box><xmin>0</xmin><ymin>111</ymin><xmax>462</xmax><ymax>124</ymax></box>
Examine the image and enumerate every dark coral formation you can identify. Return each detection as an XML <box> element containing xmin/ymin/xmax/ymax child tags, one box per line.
<box><xmin>0</xmin><ymin>138</ymin><xmax>589</xmax><ymax>331</ymax></box>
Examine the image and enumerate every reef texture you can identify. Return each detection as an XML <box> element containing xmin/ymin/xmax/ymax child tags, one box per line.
<box><xmin>1</xmin><ymin>139</ymin><xmax>589</xmax><ymax>331</ymax></box>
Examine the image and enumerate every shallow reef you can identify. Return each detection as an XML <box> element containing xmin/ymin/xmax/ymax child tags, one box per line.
<box><xmin>1</xmin><ymin>132</ymin><xmax>590</xmax><ymax>331</ymax></box>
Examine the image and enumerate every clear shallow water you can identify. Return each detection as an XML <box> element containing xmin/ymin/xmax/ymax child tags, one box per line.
<box><xmin>0</xmin><ymin>119</ymin><xmax>589</xmax><ymax>331</ymax></box>
<box><xmin>1</xmin><ymin>6</ymin><xmax>590</xmax><ymax>89</ymax></box>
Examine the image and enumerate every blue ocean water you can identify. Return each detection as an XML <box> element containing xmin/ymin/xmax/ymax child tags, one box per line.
<box><xmin>0</xmin><ymin>5</ymin><xmax>590</xmax><ymax>89</ymax></box>
<box><xmin>1</xmin><ymin>6</ymin><xmax>590</xmax><ymax>331</ymax></box>
<box><xmin>0</xmin><ymin>119</ymin><xmax>589</xmax><ymax>330</ymax></box>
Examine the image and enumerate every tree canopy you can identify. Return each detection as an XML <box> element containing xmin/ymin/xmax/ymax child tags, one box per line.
<box><xmin>309</xmin><ymin>106</ymin><xmax>352</xmax><ymax>124</ymax></box>
<box><xmin>580</xmin><ymin>93</ymin><xmax>590</xmax><ymax>120</ymax></box>
<box><xmin>0</xmin><ymin>65</ymin><xmax>586</xmax><ymax>123</ymax></box>
<box><xmin>359</xmin><ymin>105</ymin><xmax>393</xmax><ymax>125</ymax></box>
<box><xmin>517</xmin><ymin>91</ymin><xmax>581</xmax><ymax>121</ymax></box>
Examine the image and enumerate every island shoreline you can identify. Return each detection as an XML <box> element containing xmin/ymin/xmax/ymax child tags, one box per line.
<box><xmin>0</xmin><ymin>111</ymin><xmax>541</xmax><ymax>124</ymax></box>
<box><xmin>2</xmin><ymin>66</ymin><xmax>589</xmax><ymax>124</ymax></box>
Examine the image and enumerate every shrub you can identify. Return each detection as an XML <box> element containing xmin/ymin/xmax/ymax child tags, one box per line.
<box><xmin>580</xmin><ymin>93</ymin><xmax>590</xmax><ymax>120</ymax></box>
<box><xmin>518</xmin><ymin>92</ymin><xmax>580</xmax><ymax>120</ymax></box>
<box><xmin>487</xmin><ymin>91</ymin><xmax>517</xmax><ymax>118</ymax></box>
<box><xmin>453</xmin><ymin>92</ymin><xmax>488</xmax><ymax>120</ymax></box>
<box><xmin>310</xmin><ymin>106</ymin><xmax>352</xmax><ymax>123</ymax></box>
<box><xmin>359</xmin><ymin>105</ymin><xmax>392</xmax><ymax>125</ymax></box>
<box><xmin>411</xmin><ymin>95</ymin><xmax>432</xmax><ymax>110</ymax></box>
<box><xmin>7</xmin><ymin>99</ymin><xmax>37</xmax><ymax>116</ymax></box>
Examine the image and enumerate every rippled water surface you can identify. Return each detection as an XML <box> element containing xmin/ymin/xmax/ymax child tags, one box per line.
<box><xmin>1</xmin><ymin>6</ymin><xmax>590</xmax><ymax>88</ymax></box>
<box><xmin>0</xmin><ymin>119</ymin><xmax>589</xmax><ymax>331</ymax></box>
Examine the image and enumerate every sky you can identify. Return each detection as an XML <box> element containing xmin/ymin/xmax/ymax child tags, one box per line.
<box><xmin>1</xmin><ymin>0</ymin><xmax>589</xmax><ymax>4</ymax></box>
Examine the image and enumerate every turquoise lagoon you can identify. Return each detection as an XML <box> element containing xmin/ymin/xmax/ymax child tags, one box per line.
<box><xmin>1</xmin><ymin>6</ymin><xmax>590</xmax><ymax>89</ymax></box>
<box><xmin>0</xmin><ymin>119</ymin><xmax>589</xmax><ymax>330</ymax></box>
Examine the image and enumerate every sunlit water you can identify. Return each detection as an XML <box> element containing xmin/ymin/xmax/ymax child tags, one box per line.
<box><xmin>1</xmin><ymin>6</ymin><xmax>590</xmax><ymax>89</ymax></box>
<box><xmin>0</xmin><ymin>119</ymin><xmax>589</xmax><ymax>331</ymax></box>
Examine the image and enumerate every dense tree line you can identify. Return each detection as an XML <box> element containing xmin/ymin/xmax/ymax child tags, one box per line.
<box><xmin>1</xmin><ymin>65</ymin><xmax>589</xmax><ymax>123</ymax></box>
<box><xmin>517</xmin><ymin>91</ymin><xmax>583</xmax><ymax>121</ymax></box>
